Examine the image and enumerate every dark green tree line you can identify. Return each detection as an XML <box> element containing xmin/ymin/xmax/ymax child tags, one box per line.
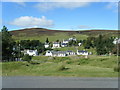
<box><xmin>2</xmin><ymin>26</ymin><xmax>15</xmax><ymax>61</ymax></box>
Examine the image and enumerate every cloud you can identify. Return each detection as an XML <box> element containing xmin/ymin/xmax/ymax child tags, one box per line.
<box><xmin>2</xmin><ymin>0</ymin><xmax>119</xmax><ymax>12</ymax></box>
<box><xmin>78</xmin><ymin>25</ymin><xmax>94</xmax><ymax>29</ymax></box>
<box><xmin>15</xmin><ymin>2</ymin><xmax>26</xmax><ymax>6</ymax></box>
<box><xmin>2</xmin><ymin>0</ymin><xmax>119</xmax><ymax>2</ymax></box>
<box><xmin>3</xmin><ymin>0</ymin><xmax>27</xmax><ymax>2</ymax></box>
<box><xmin>106</xmin><ymin>2</ymin><xmax>118</xmax><ymax>9</ymax></box>
<box><xmin>34</xmin><ymin>0</ymin><xmax>119</xmax><ymax>12</ymax></box>
<box><xmin>2</xmin><ymin>0</ymin><xmax>26</xmax><ymax>6</ymax></box>
<box><xmin>9</xmin><ymin>16</ymin><xmax>54</xmax><ymax>28</ymax></box>
<box><xmin>35</xmin><ymin>2</ymin><xmax>92</xmax><ymax>11</ymax></box>
<box><xmin>106</xmin><ymin>2</ymin><xmax>118</xmax><ymax>12</ymax></box>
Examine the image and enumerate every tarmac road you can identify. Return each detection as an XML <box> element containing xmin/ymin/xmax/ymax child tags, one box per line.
<box><xmin>2</xmin><ymin>76</ymin><xmax>118</xmax><ymax>88</ymax></box>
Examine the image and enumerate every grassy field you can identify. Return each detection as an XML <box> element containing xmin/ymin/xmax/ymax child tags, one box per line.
<box><xmin>3</xmin><ymin>30</ymin><xmax>118</xmax><ymax>77</ymax></box>
<box><xmin>12</xmin><ymin>32</ymin><xmax>88</xmax><ymax>42</ymax></box>
<box><xmin>2</xmin><ymin>55</ymin><xmax>118</xmax><ymax>77</ymax></box>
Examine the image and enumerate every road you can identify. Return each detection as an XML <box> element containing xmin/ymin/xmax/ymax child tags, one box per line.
<box><xmin>2</xmin><ymin>76</ymin><xmax>118</xmax><ymax>88</ymax></box>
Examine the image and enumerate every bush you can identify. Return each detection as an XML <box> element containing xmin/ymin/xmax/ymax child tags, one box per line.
<box><xmin>42</xmin><ymin>51</ymin><xmax>46</xmax><ymax>55</ymax></box>
<box><xmin>30</xmin><ymin>60</ymin><xmax>40</xmax><ymax>65</ymax></box>
<box><xmin>65</xmin><ymin>60</ymin><xmax>72</xmax><ymax>64</ymax></box>
<box><xmin>77</xmin><ymin>62</ymin><xmax>81</xmax><ymax>65</ymax></box>
<box><xmin>79</xmin><ymin>58</ymin><xmax>89</xmax><ymax>64</ymax></box>
<box><xmin>100</xmin><ymin>58</ymin><xmax>107</xmax><ymax>61</ymax></box>
<box><xmin>22</xmin><ymin>54</ymin><xmax>32</xmax><ymax>63</ymax></box>
<box><xmin>58</xmin><ymin>65</ymin><xmax>66</xmax><ymax>71</ymax></box>
<box><xmin>114</xmin><ymin>65</ymin><xmax>120</xmax><ymax>72</ymax></box>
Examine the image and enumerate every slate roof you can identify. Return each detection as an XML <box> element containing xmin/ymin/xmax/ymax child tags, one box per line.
<box><xmin>78</xmin><ymin>50</ymin><xmax>88</xmax><ymax>53</ymax></box>
<box><xmin>61</xmin><ymin>43</ymin><xmax>67</xmax><ymax>45</ymax></box>
<box><xmin>52</xmin><ymin>51</ymin><xmax>67</xmax><ymax>54</ymax></box>
<box><xmin>67</xmin><ymin>50</ymin><xmax>73</xmax><ymax>52</ymax></box>
<box><xmin>53</xmin><ymin>42</ymin><xmax>60</xmax><ymax>44</ymax></box>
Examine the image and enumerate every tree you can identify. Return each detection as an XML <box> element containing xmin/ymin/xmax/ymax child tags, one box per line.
<box><xmin>56</xmin><ymin>40</ymin><xmax>59</xmax><ymax>42</ymax></box>
<box><xmin>112</xmin><ymin>43</ymin><xmax>120</xmax><ymax>56</ymax></box>
<box><xmin>46</xmin><ymin>38</ymin><xmax>49</xmax><ymax>43</ymax></box>
<box><xmin>2</xmin><ymin>26</ymin><xmax>15</xmax><ymax>61</ymax></box>
<box><xmin>83</xmin><ymin>37</ymin><xmax>95</xmax><ymax>49</ymax></box>
<box><xmin>94</xmin><ymin>34</ymin><xmax>114</xmax><ymax>55</ymax></box>
<box><xmin>12</xmin><ymin>42</ymin><xmax>24</xmax><ymax>61</ymax></box>
<box><xmin>68</xmin><ymin>40</ymin><xmax>77</xmax><ymax>46</ymax></box>
<box><xmin>22</xmin><ymin>54</ymin><xmax>32</xmax><ymax>63</ymax></box>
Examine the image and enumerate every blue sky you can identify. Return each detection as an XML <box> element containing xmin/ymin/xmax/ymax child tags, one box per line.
<box><xmin>1</xmin><ymin>2</ymin><xmax>118</xmax><ymax>31</ymax></box>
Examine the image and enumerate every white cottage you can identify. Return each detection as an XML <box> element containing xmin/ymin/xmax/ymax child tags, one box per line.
<box><xmin>52</xmin><ymin>51</ymin><xmax>67</xmax><ymax>57</ymax></box>
<box><xmin>66</xmin><ymin>51</ymin><xmax>75</xmax><ymax>56</ymax></box>
<box><xmin>52</xmin><ymin>42</ymin><xmax>60</xmax><ymax>48</ymax></box>
<box><xmin>26</xmin><ymin>50</ymin><xmax>38</xmax><ymax>56</ymax></box>
<box><xmin>45</xmin><ymin>50</ymin><xmax>53</xmax><ymax>56</ymax></box>
<box><xmin>62</xmin><ymin>40</ymin><xmax>69</xmax><ymax>44</ymax></box>
<box><xmin>77</xmin><ymin>50</ymin><xmax>88</xmax><ymax>55</ymax></box>
<box><xmin>113</xmin><ymin>38</ymin><xmax>120</xmax><ymax>44</ymax></box>
<box><xmin>78</xmin><ymin>43</ymin><xmax>82</xmax><ymax>46</ymax></box>
<box><xmin>45</xmin><ymin>50</ymin><xmax>67</xmax><ymax>57</ymax></box>
<box><xmin>61</xmin><ymin>43</ymin><xmax>68</xmax><ymax>47</ymax></box>
<box><xmin>44</xmin><ymin>43</ymin><xmax>49</xmax><ymax>48</ymax></box>
<box><xmin>69</xmin><ymin>37</ymin><xmax>76</xmax><ymax>41</ymax></box>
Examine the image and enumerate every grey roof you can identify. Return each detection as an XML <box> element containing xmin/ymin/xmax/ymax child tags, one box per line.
<box><xmin>61</xmin><ymin>43</ymin><xmax>67</xmax><ymax>45</ymax></box>
<box><xmin>53</xmin><ymin>42</ymin><xmax>59</xmax><ymax>44</ymax></box>
<box><xmin>67</xmin><ymin>50</ymin><xmax>73</xmax><ymax>52</ymax></box>
<box><xmin>52</xmin><ymin>51</ymin><xmax>67</xmax><ymax>54</ymax></box>
<box><xmin>29</xmin><ymin>50</ymin><xmax>35</xmax><ymax>52</ymax></box>
<box><xmin>78</xmin><ymin>50</ymin><xmax>88</xmax><ymax>53</ymax></box>
<box><xmin>47</xmin><ymin>50</ymin><xmax>76</xmax><ymax>55</ymax></box>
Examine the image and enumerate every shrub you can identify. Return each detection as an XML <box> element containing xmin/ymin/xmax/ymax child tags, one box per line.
<box><xmin>30</xmin><ymin>60</ymin><xmax>40</xmax><ymax>65</ymax></box>
<box><xmin>77</xmin><ymin>62</ymin><xmax>81</xmax><ymax>65</ymax></box>
<box><xmin>22</xmin><ymin>54</ymin><xmax>32</xmax><ymax>63</ymax></box>
<box><xmin>20</xmin><ymin>61</ymin><xmax>30</xmax><ymax>66</ymax></box>
<box><xmin>114</xmin><ymin>65</ymin><xmax>120</xmax><ymax>72</ymax></box>
<box><xmin>42</xmin><ymin>51</ymin><xmax>46</xmax><ymax>55</ymax></box>
<box><xmin>65</xmin><ymin>60</ymin><xmax>72</xmax><ymax>64</ymax></box>
<box><xmin>58</xmin><ymin>65</ymin><xmax>66</xmax><ymax>71</ymax></box>
<box><xmin>100</xmin><ymin>58</ymin><xmax>107</xmax><ymax>61</ymax></box>
<box><xmin>79</xmin><ymin>58</ymin><xmax>89</xmax><ymax>64</ymax></box>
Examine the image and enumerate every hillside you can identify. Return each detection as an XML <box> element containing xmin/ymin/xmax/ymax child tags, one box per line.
<box><xmin>10</xmin><ymin>28</ymin><xmax>77</xmax><ymax>36</ymax></box>
<box><xmin>11</xmin><ymin>28</ymin><xmax>119</xmax><ymax>36</ymax></box>
<box><xmin>10</xmin><ymin>28</ymin><xmax>119</xmax><ymax>42</ymax></box>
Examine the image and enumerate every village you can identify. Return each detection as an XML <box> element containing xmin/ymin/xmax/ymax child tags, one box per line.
<box><xmin>21</xmin><ymin>36</ymin><xmax>120</xmax><ymax>57</ymax></box>
<box><xmin>22</xmin><ymin>37</ymin><xmax>90</xmax><ymax>57</ymax></box>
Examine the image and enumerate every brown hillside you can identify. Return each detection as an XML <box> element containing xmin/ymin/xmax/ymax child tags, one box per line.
<box><xmin>10</xmin><ymin>28</ymin><xmax>119</xmax><ymax>36</ymax></box>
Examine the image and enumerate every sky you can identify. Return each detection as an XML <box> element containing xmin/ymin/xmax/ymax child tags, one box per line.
<box><xmin>1</xmin><ymin>1</ymin><xmax>119</xmax><ymax>31</ymax></box>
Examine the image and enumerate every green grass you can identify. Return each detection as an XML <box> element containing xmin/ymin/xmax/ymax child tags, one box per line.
<box><xmin>12</xmin><ymin>33</ymin><xmax>88</xmax><ymax>42</ymax></box>
<box><xmin>2</xmin><ymin>55</ymin><xmax>118</xmax><ymax>77</ymax></box>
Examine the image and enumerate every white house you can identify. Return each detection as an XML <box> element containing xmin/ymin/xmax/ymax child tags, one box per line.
<box><xmin>61</xmin><ymin>43</ymin><xmax>68</xmax><ymax>47</ymax></box>
<box><xmin>113</xmin><ymin>38</ymin><xmax>120</xmax><ymax>44</ymax></box>
<box><xmin>45</xmin><ymin>50</ymin><xmax>53</xmax><ymax>56</ymax></box>
<box><xmin>66</xmin><ymin>51</ymin><xmax>75</xmax><ymax>56</ymax></box>
<box><xmin>45</xmin><ymin>50</ymin><xmax>67</xmax><ymax>57</ymax></box>
<box><xmin>69</xmin><ymin>37</ymin><xmax>76</xmax><ymax>41</ymax></box>
<box><xmin>44</xmin><ymin>43</ymin><xmax>49</xmax><ymax>48</ymax></box>
<box><xmin>77</xmin><ymin>50</ymin><xmax>88</xmax><ymax>55</ymax></box>
<box><xmin>52</xmin><ymin>42</ymin><xmax>60</xmax><ymax>48</ymax></box>
<box><xmin>78</xmin><ymin>43</ymin><xmax>82</xmax><ymax>46</ymax></box>
<box><xmin>52</xmin><ymin>51</ymin><xmax>67</xmax><ymax>57</ymax></box>
<box><xmin>62</xmin><ymin>40</ymin><xmax>69</xmax><ymax>44</ymax></box>
<box><xmin>25</xmin><ymin>50</ymin><xmax>38</xmax><ymax>56</ymax></box>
